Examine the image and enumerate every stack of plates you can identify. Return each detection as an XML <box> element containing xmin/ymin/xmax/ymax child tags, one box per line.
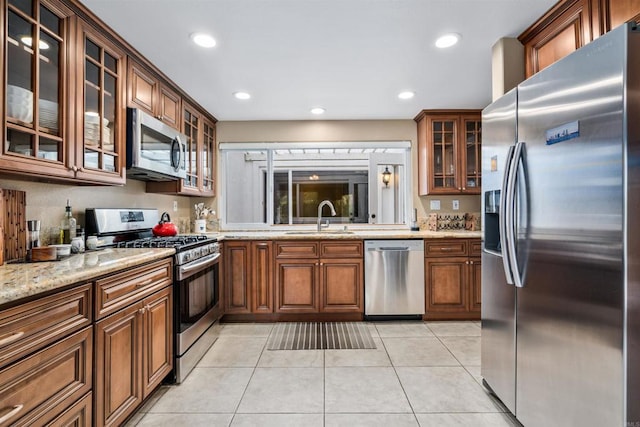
<box><xmin>39</xmin><ymin>99</ymin><xmax>59</xmax><ymax>132</ymax></box>
<box><xmin>7</xmin><ymin>85</ymin><xmax>33</xmax><ymax>123</ymax></box>
<box><xmin>84</xmin><ymin>113</ymin><xmax>111</xmax><ymax>146</ymax></box>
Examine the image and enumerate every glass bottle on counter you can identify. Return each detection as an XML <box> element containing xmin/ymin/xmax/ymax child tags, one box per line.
<box><xmin>61</xmin><ymin>199</ymin><xmax>77</xmax><ymax>244</ymax></box>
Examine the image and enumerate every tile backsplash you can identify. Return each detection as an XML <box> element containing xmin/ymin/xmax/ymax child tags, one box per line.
<box><xmin>419</xmin><ymin>213</ymin><xmax>481</xmax><ymax>231</ymax></box>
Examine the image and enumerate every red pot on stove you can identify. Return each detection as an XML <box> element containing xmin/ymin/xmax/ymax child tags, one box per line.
<box><xmin>152</xmin><ymin>212</ymin><xmax>179</xmax><ymax>237</ymax></box>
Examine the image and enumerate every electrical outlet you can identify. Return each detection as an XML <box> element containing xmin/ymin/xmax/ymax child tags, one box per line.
<box><xmin>430</xmin><ymin>200</ymin><xmax>441</xmax><ymax>210</ymax></box>
<box><xmin>173</xmin><ymin>201</ymin><xmax>178</xmax><ymax>212</ymax></box>
<box><xmin>452</xmin><ymin>200</ymin><xmax>460</xmax><ymax>210</ymax></box>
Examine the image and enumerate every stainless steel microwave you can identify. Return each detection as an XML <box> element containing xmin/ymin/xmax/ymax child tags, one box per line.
<box><xmin>126</xmin><ymin>107</ymin><xmax>187</xmax><ymax>181</ymax></box>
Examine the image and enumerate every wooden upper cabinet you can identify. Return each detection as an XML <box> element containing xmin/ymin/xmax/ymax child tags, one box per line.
<box><xmin>1</xmin><ymin>2</ymin><xmax>127</xmax><ymax>185</ymax></box>
<box><xmin>596</xmin><ymin>0</ymin><xmax>640</xmax><ymax>33</ymax></box>
<box><xmin>146</xmin><ymin>102</ymin><xmax>216</xmax><ymax>196</ymax></box>
<box><xmin>414</xmin><ymin>110</ymin><xmax>481</xmax><ymax>195</ymax></box>
<box><xmin>74</xmin><ymin>18</ymin><xmax>126</xmax><ymax>185</ymax></box>
<box><xmin>519</xmin><ymin>0</ymin><xmax>592</xmax><ymax>77</ymax></box>
<box><xmin>520</xmin><ymin>0</ymin><xmax>640</xmax><ymax>78</ymax></box>
<box><xmin>1</xmin><ymin>0</ymin><xmax>75</xmax><ymax>180</ymax></box>
<box><xmin>127</xmin><ymin>59</ymin><xmax>181</xmax><ymax>130</ymax></box>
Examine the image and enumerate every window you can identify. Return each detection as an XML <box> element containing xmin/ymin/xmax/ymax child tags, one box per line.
<box><xmin>220</xmin><ymin>142</ymin><xmax>411</xmax><ymax>229</ymax></box>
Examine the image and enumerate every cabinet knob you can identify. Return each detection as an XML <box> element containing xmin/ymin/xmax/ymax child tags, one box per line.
<box><xmin>470</xmin><ymin>261</ymin><xmax>474</xmax><ymax>265</ymax></box>
<box><xmin>465</xmin><ymin>260</ymin><xmax>469</xmax><ymax>265</ymax></box>
<box><xmin>462</xmin><ymin>187</ymin><xmax>466</xmax><ymax>191</ymax></box>
<box><xmin>72</xmin><ymin>165</ymin><xmax>78</xmax><ymax>172</ymax></box>
<box><xmin>458</xmin><ymin>187</ymin><xmax>461</xmax><ymax>191</ymax></box>
<box><xmin>138</xmin><ymin>307</ymin><xmax>146</xmax><ymax>315</ymax></box>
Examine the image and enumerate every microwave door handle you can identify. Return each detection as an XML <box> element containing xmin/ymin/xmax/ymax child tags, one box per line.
<box><xmin>171</xmin><ymin>137</ymin><xmax>181</xmax><ymax>172</ymax></box>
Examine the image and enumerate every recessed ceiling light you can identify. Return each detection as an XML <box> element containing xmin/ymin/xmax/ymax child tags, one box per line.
<box><xmin>398</xmin><ymin>91</ymin><xmax>415</xmax><ymax>100</ymax></box>
<box><xmin>21</xmin><ymin>36</ymin><xmax>49</xmax><ymax>50</ymax></box>
<box><xmin>233</xmin><ymin>91</ymin><xmax>251</xmax><ymax>100</ymax></box>
<box><xmin>435</xmin><ymin>33</ymin><xmax>461</xmax><ymax>49</ymax></box>
<box><xmin>310</xmin><ymin>107</ymin><xmax>325</xmax><ymax>115</ymax></box>
<box><xmin>190</xmin><ymin>32</ymin><xmax>216</xmax><ymax>48</ymax></box>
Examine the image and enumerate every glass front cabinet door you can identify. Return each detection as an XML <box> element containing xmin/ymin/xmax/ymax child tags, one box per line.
<box><xmin>74</xmin><ymin>18</ymin><xmax>126</xmax><ymax>184</ymax></box>
<box><xmin>415</xmin><ymin>110</ymin><xmax>481</xmax><ymax>195</ymax></box>
<box><xmin>2</xmin><ymin>0</ymin><xmax>75</xmax><ymax>178</ymax></box>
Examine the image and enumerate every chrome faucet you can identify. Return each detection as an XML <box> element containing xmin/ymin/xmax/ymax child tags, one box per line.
<box><xmin>317</xmin><ymin>200</ymin><xmax>337</xmax><ymax>232</ymax></box>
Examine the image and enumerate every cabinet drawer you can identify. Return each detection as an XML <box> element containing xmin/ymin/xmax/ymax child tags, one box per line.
<box><xmin>469</xmin><ymin>239</ymin><xmax>482</xmax><ymax>257</ymax></box>
<box><xmin>320</xmin><ymin>240</ymin><xmax>363</xmax><ymax>258</ymax></box>
<box><xmin>0</xmin><ymin>327</ymin><xmax>92</xmax><ymax>427</ymax></box>
<box><xmin>95</xmin><ymin>258</ymin><xmax>172</xmax><ymax>320</ymax></box>
<box><xmin>0</xmin><ymin>284</ymin><xmax>92</xmax><ymax>368</ymax></box>
<box><xmin>425</xmin><ymin>240</ymin><xmax>467</xmax><ymax>257</ymax></box>
<box><xmin>275</xmin><ymin>241</ymin><xmax>319</xmax><ymax>258</ymax></box>
<box><xmin>47</xmin><ymin>392</ymin><xmax>92</xmax><ymax>427</ymax></box>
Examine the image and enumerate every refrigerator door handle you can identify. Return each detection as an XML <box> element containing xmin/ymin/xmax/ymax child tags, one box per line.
<box><xmin>500</xmin><ymin>145</ymin><xmax>516</xmax><ymax>285</ymax></box>
<box><xmin>505</xmin><ymin>141</ymin><xmax>526</xmax><ymax>288</ymax></box>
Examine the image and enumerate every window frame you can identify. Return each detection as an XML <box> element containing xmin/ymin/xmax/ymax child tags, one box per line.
<box><xmin>219</xmin><ymin>141</ymin><xmax>413</xmax><ymax>230</ymax></box>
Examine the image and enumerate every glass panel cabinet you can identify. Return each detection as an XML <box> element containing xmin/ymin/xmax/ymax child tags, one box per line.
<box><xmin>146</xmin><ymin>102</ymin><xmax>216</xmax><ymax>196</ymax></box>
<box><xmin>2</xmin><ymin>0</ymin><xmax>74</xmax><ymax>178</ymax></box>
<box><xmin>415</xmin><ymin>110</ymin><xmax>481</xmax><ymax>195</ymax></box>
<box><xmin>2</xmin><ymin>1</ymin><xmax>126</xmax><ymax>184</ymax></box>
<box><xmin>183</xmin><ymin>105</ymin><xmax>199</xmax><ymax>191</ymax></box>
<box><xmin>75</xmin><ymin>19</ymin><xmax>126</xmax><ymax>184</ymax></box>
<box><xmin>202</xmin><ymin>118</ymin><xmax>216</xmax><ymax>195</ymax></box>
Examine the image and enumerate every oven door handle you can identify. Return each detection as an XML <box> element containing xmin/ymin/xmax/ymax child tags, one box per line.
<box><xmin>177</xmin><ymin>252</ymin><xmax>220</xmax><ymax>281</ymax></box>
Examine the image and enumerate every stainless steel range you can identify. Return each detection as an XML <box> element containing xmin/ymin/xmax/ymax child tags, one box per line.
<box><xmin>86</xmin><ymin>208</ymin><xmax>222</xmax><ymax>383</ymax></box>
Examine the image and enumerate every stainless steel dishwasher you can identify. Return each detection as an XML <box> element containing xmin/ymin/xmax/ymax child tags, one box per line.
<box><xmin>364</xmin><ymin>240</ymin><xmax>425</xmax><ymax>319</ymax></box>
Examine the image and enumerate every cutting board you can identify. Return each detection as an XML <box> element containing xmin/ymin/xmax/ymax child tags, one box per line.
<box><xmin>1</xmin><ymin>189</ymin><xmax>27</xmax><ymax>263</ymax></box>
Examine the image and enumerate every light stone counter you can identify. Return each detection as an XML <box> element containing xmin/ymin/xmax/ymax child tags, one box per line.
<box><xmin>207</xmin><ymin>229</ymin><xmax>482</xmax><ymax>240</ymax></box>
<box><xmin>0</xmin><ymin>248</ymin><xmax>175</xmax><ymax>307</ymax></box>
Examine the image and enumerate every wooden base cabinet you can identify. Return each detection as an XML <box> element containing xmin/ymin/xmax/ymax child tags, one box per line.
<box><xmin>274</xmin><ymin>241</ymin><xmax>363</xmax><ymax>314</ymax></box>
<box><xmin>424</xmin><ymin>239</ymin><xmax>481</xmax><ymax>320</ymax></box>
<box><xmin>0</xmin><ymin>327</ymin><xmax>92</xmax><ymax>427</ymax></box>
<box><xmin>320</xmin><ymin>259</ymin><xmax>363</xmax><ymax>312</ymax></box>
<box><xmin>275</xmin><ymin>259</ymin><xmax>320</xmax><ymax>313</ymax></box>
<box><xmin>252</xmin><ymin>241</ymin><xmax>274</xmax><ymax>313</ymax></box>
<box><xmin>94</xmin><ymin>286</ymin><xmax>172</xmax><ymax>427</ymax></box>
<box><xmin>224</xmin><ymin>241</ymin><xmax>252</xmax><ymax>314</ymax></box>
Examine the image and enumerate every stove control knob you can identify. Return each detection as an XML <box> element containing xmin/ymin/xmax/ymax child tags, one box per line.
<box><xmin>183</xmin><ymin>252</ymin><xmax>191</xmax><ymax>263</ymax></box>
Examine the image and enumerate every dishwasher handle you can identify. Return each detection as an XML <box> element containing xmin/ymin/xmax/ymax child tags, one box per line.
<box><xmin>369</xmin><ymin>247</ymin><xmax>410</xmax><ymax>251</ymax></box>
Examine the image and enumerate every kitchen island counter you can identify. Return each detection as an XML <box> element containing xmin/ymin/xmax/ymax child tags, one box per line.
<box><xmin>0</xmin><ymin>248</ymin><xmax>175</xmax><ymax>307</ymax></box>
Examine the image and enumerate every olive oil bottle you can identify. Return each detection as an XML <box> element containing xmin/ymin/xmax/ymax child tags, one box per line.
<box><xmin>60</xmin><ymin>199</ymin><xmax>77</xmax><ymax>244</ymax></box>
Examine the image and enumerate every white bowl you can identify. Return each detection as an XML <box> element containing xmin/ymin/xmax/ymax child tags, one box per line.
<box><xmin>50</xmin><ymin>244</ymin><xmax>72</xmax><ymax>258</ymax></box>
<box><xmin>7</xmin><ymin>102</ymin><xmax>33</xmax><ymax>123</ymax></box>
<box><xmin>84</xmin><ymin>112</ymin><xmax>109</xmax><ymax>126</ymax></box>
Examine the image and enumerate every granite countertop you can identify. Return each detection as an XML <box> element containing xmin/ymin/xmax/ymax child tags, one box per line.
<box><xmin>0</xmin><ymin>248</ymin><xmax>175</xmax><ymax>307</ymax></box>
<box><xmin>208</xmin><ymin>229</ymin><xmax>482</xmax><ymax>240</ymax></box>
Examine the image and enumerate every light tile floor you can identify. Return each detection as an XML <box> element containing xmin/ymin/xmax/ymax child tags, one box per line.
<box><xmin>126</xmin><ymin>321</ymin><xmax>519</xmax><ymax>427</ymax></box>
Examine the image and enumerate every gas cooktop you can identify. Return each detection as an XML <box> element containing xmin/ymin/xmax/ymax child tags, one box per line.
<box><xmin>115</xmin><ymin>235</ymin><xmax>210</xmax><ymax>249</ymax></box>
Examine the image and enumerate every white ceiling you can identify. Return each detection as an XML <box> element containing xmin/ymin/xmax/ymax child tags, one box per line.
<box><xmin>81</xmin><ymin>0</ymin><xmax>556</xmax><ymax>121</ymax></box>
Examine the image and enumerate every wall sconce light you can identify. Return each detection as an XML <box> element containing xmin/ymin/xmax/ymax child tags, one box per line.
<box><xmin>382</xmin><ymin>166</ymin><xmax>392</xmax><ymax>187</ymax></box>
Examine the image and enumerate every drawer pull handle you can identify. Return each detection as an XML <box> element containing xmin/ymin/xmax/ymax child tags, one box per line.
<box><xmin>0</xmin><ymin>404</ymin><xmax>24</xmax><ymax>424</ymax></box>
<box><xmin>136</xmin><ymin>278</ymin><xmax>154</xmax><ymax>288</ymax></box>
<box><xmin>440</xmin><ymin>247</ymin><xmax>454</xmax><ymax>251</ymax></box>
<box><xmin>0</xmin><ymin>331</ymin><xmax>25</xmax><ymax>346</ymax></box>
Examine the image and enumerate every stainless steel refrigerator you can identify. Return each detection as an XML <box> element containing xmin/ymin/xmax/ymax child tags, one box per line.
<box><xmin>481</xmin><ymin>22</ymin><xmax>640</xmax><ymax>427</ymax></box>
